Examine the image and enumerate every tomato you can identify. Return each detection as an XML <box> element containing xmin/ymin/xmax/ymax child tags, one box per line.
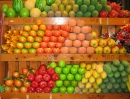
<box><xmin>6</xmin><ymin>7</ymin><xmax>16</xmax><ymax>18</ymax></box>
<box><xmin>12</xmin><ymin>71</ymin><xmax>20</xmax><ymax>78</ymax></box>
<box><xmin>2</xmin><ymin>4</ymin><xmax>9</xmax><ymax>14</ymax></box>
<box><xmin>5</xmin><ymin>86</ymin><xmax>11</xmax><ymax>92</ymax></box>
<box><xmin>5</xmin><ymin>79</ymin><xmax>13</xmax><ymax>86</ymax></box>
<box><xmin>53</xmin><ymin>25</ymin><xmax>60</xmax><ymax>30</ymax></box>
<box><xmin>35</xmin><ymin>19</ymin><xmax>43</xmax><ymax>26</ymax></box>
<box><xmin>24</xmin><ymin>80</ymin><xmax>31</xmax><ymax>87</ymax></box>
<box><xmin>14</xmin><ymin>79</ymin><xmax>22</xmax><ymax>87</ymax></box>
<box><xmin>19</xmin><ymin>8</ymin><xmax>30</xmax><ymax>18</ymax></box>
<box><xmin>12</xmin><ymin>86</ymin><xmax>19</xmax><ymax>93</ymax></box>
<box><xmin>22</xmin><ymin>68</ymin><xmax>28</xmax><ymax>75</ymax></box>
<box><xmin>20</xmin><ymin>86</ymin><xmax>27</xmax><ymax>93</ymax></box>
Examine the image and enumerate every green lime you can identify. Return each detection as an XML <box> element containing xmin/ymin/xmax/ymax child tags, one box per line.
<box><xmin>2</xmin><ymin>4</ymin><xmax>9</xmax><ymax>14</ymax></box>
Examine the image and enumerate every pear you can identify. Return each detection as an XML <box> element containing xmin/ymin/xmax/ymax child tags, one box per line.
<box><xmin>78</xmin><ymin>81</ymin><xmax>85</xmax><ymax>89</ymax></box>
<box><xmin>86</xmin><ymin>63</ymin><xmax>91</xmax><ymax>70</ymax></box>
<box><xmin>59</xmin><ymin>4</ymin><xmax>65</xmax><ymax>12</ymax></box>
<box><xmin>96</xmin><ymin>88</ymin><xmax>101</xmax><ymax>93</ymax></box>
<box><xmin>73</xmin><ymin>4</ymin><xmax>79</xmax><ymax>12</ymax></box>
<box><xmin>96</xmin><ymin>77</ymin><xmax>102</xmax><ymax>85</ymax></box>
<box><xmin>51</xmin><ymin>3</ymin><xmax>58</xmax><ymax>12</ymax></box>
<box><xmin>62</xmin><ymin>11</ymin><xmax>68</xmax><ymax>17</ymax></box>
<box><xmin>89</xmin><ymin>76</ymin><xmax>95</xmax><ymax>84</ymax></box>
<box><xmin>61</xmin><ymin>0</ymin><xmax>68</xmax><ymax>6</ymax></box>
<box><xmin>79</xmin><ymin>62</ymin><xmax>86</xmax><ymax>68</ymax></box>
<box><xmin>96</xmin><ymin>64</ymin><xmax>103</xmax><ymax>73</ymax></box>
<box><xmin>101</xmin><ymin>71</ymin><xmax>107</xmax><ymax>79</ymax></box>
<box><xmin>93</xmin><ymin>70</ymin><xmax>100</xmax><ymax>78</ymax></box>
<box><xmin>55</xmin><ymin>0</ymin><xmax>61</xmax><ymax>5</ymax></box>
<box><xmin>41</xmin><ymin>11</ymin><xmax>47</xmax><ymax>17</ymax></box>
<box><xmin>82</xmin><ymin>88</ymin><xmax>88</xmax><ymax>93</ymax></box>
<box><xmin>91</xmin><ymin>62</ymin><xmax>97</xmax><ymax>69</ymax></box>
<box><xmin>66</xmin><ymin>5</ymin><xmax>72</xmax><ymax>12</ymax></box>
<box><xmin>85</xmin><ymin>71</ymin><xmax>91</xmax><ymax>78</ymax></box>
<box><xmin>93</xmin><ymin>82</ymin><xmax>99</xmax><ymax>90</ymax></box>
<box><xmin>86</xmin><ymin>82</ymin><xmax>92</xmax><ymax>89</ymax></box>
<box><xmin>75</xmin><ymin>87</ymin><xmax>81</xmax><ymax>93</ymax></box>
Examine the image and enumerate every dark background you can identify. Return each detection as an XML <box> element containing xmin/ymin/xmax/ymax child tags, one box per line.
<box><xmin>108</xmin><ymin>0</ymin><xmax>130</xmax><ymax>10</ymax></box>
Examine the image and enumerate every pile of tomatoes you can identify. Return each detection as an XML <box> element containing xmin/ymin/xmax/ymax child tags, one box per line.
<box><xmin>3</xmin><ymin>64</ymin><xmax>60</xmax><ymax>93</ymax></box>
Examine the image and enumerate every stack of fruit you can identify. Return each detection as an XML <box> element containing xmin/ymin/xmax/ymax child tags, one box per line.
<box><xmin>62</xmin><ymin>19</ymin><xmax>95</xmax><ymax>54</ymax></box>
<box><xmin>90</xmin><ymin>38</ymin><xmax>127</xmax><ymax>54</ymax></box>
<box><xmin>52</xmin><ymin>60</ymin><xmax>85</xmax><ymax>93</ymax></box>
<box><xmin>75</xmin><ymin>62</ymin><xmax>107</xmax><ymax>94</ymax></box>
<box><xmin>2</xmin><ymin>0</ymin><xmax>130</xmax><ymax>18</ymax></box>
<box><xmin>100</xmin><ymin>59</ymin><xmax>130</xmax><ymax>93</ymax></box>
<box><xmin>115</xmin><ymin>24</ymin><xmax>130</xmax><ymax>53</ymax></box>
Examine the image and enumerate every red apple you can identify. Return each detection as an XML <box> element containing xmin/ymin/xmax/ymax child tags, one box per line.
<box><xmin>48</xmin><ymin>80</ymin><xmax>55</xmax><ymax>88</ymax></box>
<box><xmin>42</xmin><ymin>36</ymin><xmax>50</xmax><ymax>42</ymax></box>
<box><xmin>31</xmin><ymin>81</ymin><xmax>38</xmax><ymax>88</ymax></box>
<box><xmin>43</xmin><ymin>73</ymin><xmax>51</xmax><ymax>82</ymax></box>
<box><xmin>35</xmin><ymin>74</ymin><xmax>43</xmax><ymax>82</ymax></box>
<box><xmin>43</xmin><ymin>87</ymin><xmax>51</xmax><ymax>93</ymax></box>
<box><xmin>40</xmin><ymin>42</ymin><xmax>48</xmax><ymax>48</ymax></box>
<box><xmin>47</xmin><ymin>67</ymin><xmax>55</xmax><ymax>75</ymax></box>
<box><xmin>39</xmin><ymin>81</ymin><xmax>47</xmax><ymax>88</ymax></box>
<box><xmin>52</xmin><ymin>73</ymin><xmax>60</xmax><ymax>81</ymax></box>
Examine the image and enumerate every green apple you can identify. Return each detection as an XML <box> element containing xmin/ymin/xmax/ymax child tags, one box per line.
<box><xmin>67</xmin><ymin>74</ymin><xmax>74</xmax><ymax>81</ymax></box>
<box><xmin>49</xmin><ymin>62</ymin><xmax>57</xmax><ymax>68</ymax></box>
<box><xmin>70</xmin><ymin>67</ymin><xmax>78</xmax><ymax>75</ymax></box>
<box><xmin>75</xmin><ymin>74</ymin><xmax>82</xmax><ymax>81</ymax></box>
<box><xmin>67</xmin><ymin>86</ymin><xmax>74</xmax><ymax>93</ymax></box>
<box><xmin>103</xmin><ymin>46</ymin><xmax>111</xmax><ymax>54</ymax></box>
<box><xmin>58</xmin><ymin>60</ymin><xmax>66</xmax><ymax>68</ymax></box>
<box><xmin>71</xmin><ymin>80</ymin><xmax>78</xmax><ymax>87</ymax></box>
<box><xmin>66</xmin><ymin>64</ymin><xmax>72</xmax><ymax>69</ymax></box>
<box><xmin>52</xmin><ymin>87</ymin><xmax>59</xmax><ymax>93</ymax></box>
<box><xmin>56</xmin><ymin>80</ymin><xmax>63</xmax><ymax>87</ymax></box>
<box><xmin>60</xmin><ymin>74</ymin><xmax>66</xmax><ymax>81</ymax></box>
<box><xmin>95</xmin><ymin>46</ymin><xmax>103</xmax><ymax>54</ymax></box>
<box><xmin>73</xmin><ymin>64</ymin><xmax>79</xmax><ymax>69</ymax></box>
<box><xmin>63</xmin><ymin>67</ymin><xmax>70</xmax><ymax>74</ymax></box>
<box><xmin>59</xmin><ymin>86</ymin><xmax>66</xmax><ymax>93</ymax></box>
<box><xmin>63</xmin><ymin>80</ymin><xmax>71</xmax><ymax>87</ymax></box>
<box><xmin>78</xmin><ymin>68</ymin><xmax>85</xmax><ymax>75</ymax></box>
<box><xmin>55</xmin><ymin>67</ymin><xmax>62</xmax><ymax>74</ymax></box>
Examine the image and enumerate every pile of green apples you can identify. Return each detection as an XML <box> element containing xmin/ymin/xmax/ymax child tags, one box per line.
<box><xmin>49</xmin><ymin>60</ymin><xmax>86</xmax><ymax>93</ymax></box>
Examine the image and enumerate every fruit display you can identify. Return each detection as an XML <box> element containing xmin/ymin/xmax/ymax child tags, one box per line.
<box><xmin>2</xmin><ymin>0</ymin><xmax>130</xmax><ymax>18</ymax></box>
<box><xmin>2</xmin><ymin>18</ymin><xmax>128</xmax><ymax>54</ymax></box>
<box><xmin>0</xmin><ymin>60</ymin><xmax>130</xmax><ymax>93</ymax></box>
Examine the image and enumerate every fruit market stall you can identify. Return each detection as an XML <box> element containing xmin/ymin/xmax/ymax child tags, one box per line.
<box><xmin>0</xmin><ymin>0</ymin><xmax>130</xmax><ymax>99</ymax></box>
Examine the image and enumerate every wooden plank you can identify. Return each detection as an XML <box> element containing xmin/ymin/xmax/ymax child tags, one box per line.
<box><xmin>8</xmin><ymin>61</ymin><xmax>16</xmax><ymax>77</ymax></box>
<box><xmin>3</xmin><ymin>18</ymin><xmax>130</xmax><ymax>26</ymax></box>
<box><xmin>0</xmin><ymin>61</ymin><xmax>6</xmax><ymax>84</ymax></box>
<box><xmin>18</xmin><ymin>62</ymin><xmax>27</xmax><ymax>73</ymax></box>
<box><xmin>1</xmin><ymin>54</ymin><xmax>130</xmax><ymax>61</ymax></box>
<box><xmin>29</xmin><ymin>61</ymin><xmax>38</xmax><ymax>70</ymax></box>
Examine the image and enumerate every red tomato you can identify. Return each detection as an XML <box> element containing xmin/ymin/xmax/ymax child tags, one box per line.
<box><xmin>35</xmin><ymin>19</ymin><xmax>43</xmax><ymax>26</ymax></box>
<box><xmin>5</xmin><ymin>79</ymin><xmax>13</xmax><ymax>86</ymax></box>
<box><xmin>12</xmin><ymin>71</ymin><xmax>20</xmax><ymax>78</ymax></box>
<box><xmin>37</xmin><ymin>48</ymin><xmax>44</xmax><ymax>54</ymax></box>
<box><xmin>55</xmin><ymin>42</ymin><xmax>63</xmax><ymax>48</ymax></box>
<box><xmin>61</xmin><ymin>31</ymin><xmax>69</xmax><ymax>38</ymax></box>
<box><xmin>44</xmin><ymin>48</ymin><xmax>52</xmax><ymax>54</ymax></box>
<box><xmin>54</xmin><ymin>30</ymin><xmax>61</xmax><ymax>37</ymax></box>
<box><xmin>40</xmin><ymin>42</ymin><xmax>48</xmax><ymax>48</ymax></box>
<box><xmin>22</xmin><ymin>68</ymin><xmax>28</xmax><ymax>75</ymax></box>
<box><xmin>53</xmin><ymin>25</ymin><xmax>60</xmax><ymax>30</ymax></box>
<box><xmin>48</xmin><ymin>42</ymin><xmax>56</xmax><ymax>48</ymax></box>
<box><xmin>14</xmin><ymin>79</ymin><xmax>22</xmax><ymax>87</ymax></box>
<box><xmin>31</xmin><ymin>25</ymin><xmax>38</xmax><ymax>31</ymax></box>
<box><xmin>50</xmin><ymin>36</ymin><xmax>57</xmax><ymax>42</ymax></box>
<box><xmin>46</xmin><ymin>25</ymin><xmax>52</xmax><ymax>30</ymax></box>
<box><xmin>52</xmin><ymin>48</ymin><xmax>61</xmax><ymax>54</ymax></box>
<box><xmin>64</xmin><ymin>25</ymin><xmax>71</xmax><ymax>32</ymax></box>
<box><xmin>12</xmin><ymin>86</ymin><xmax>20</xmax><ymax>93</ymax></box>
<box><xmin>42</xmin><ymin>36</ymin><xmax>50</xmax><ymax>42</ymax></box>
<box><xmin>45</xmin><ymin>30</ymin><xmax>52</xmax><ymax>37</ymax></box>
<box><xmin>57</xmin><ymin>36</ymin><xmax>65</xmax><ymax>43</ymax></box>
<box><xmin>20</xmin><ymin>86</ymin><xmax>27</xmax><ymax>93</ymax></box>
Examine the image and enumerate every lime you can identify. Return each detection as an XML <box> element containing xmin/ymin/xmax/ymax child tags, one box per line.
<box><xmin>19</xmin><ymin>8</ymin><xmax>30</xmax><ymax>18</ymax></box>
<box><xmin>6</xmin><ymin>7</ymin><xmax>16</xmax><ymax>18</ymax></box>
<box><xmin>2</xmin><ymin>4</ymin><xmax>9</xmax><ymax>14</ymax></box>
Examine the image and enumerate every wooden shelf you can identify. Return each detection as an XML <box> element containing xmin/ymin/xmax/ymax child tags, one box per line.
<box><xmin>0</xmin><ymin>93</ymin><xmax>130</xmax><ymax>99</ymax></box>
<box><xmin>3</xmin><ymin>17</ymin><xmax>130</xmax><ymax>25</ymax></box>
<box><xmin>1</xmin><ymin>54</ymin><xmax>130</xmax><ymax>61</ymax></box>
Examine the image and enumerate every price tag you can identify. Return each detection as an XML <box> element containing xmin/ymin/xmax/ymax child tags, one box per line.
<box><xmin>90</xmin><ymin>18</ymin><xmax>99</xmax><ymax>24</ymax></box>
<box><xmin>104</xmin><ymin>55</ymin><xmax>115</xmax><ymax>61</ymax></box>
<box><xmin>23</xmin><ymin>18</ymin><xmax>31</xmax><ymax>24</ymax></box>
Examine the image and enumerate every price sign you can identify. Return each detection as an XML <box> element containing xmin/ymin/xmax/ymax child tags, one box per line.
<box><xmin>104</xmin><ymin>54</ymin><xmax>115</xmax><ymax>61</ymax></box>
<box><xmin>90</xmin><ymin>18</ymin><xmax>99</xmax><ymax>24</ymax></box>
<box><xmin>23</xmin><ymin>18</ymin><xmax>31</xmax><ymax>24</ymax></box>
<box><xmin>85</xmin><ymin>94</ymin><xmax>105</xmax><ymax>99</ymax></box>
